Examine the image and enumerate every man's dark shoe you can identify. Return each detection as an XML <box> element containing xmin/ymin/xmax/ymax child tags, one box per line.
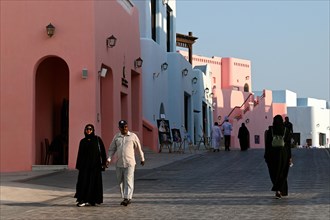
<box><xmin>121</xmin><ymin>198</ymin><xmax>131</xmax><ymax>206</ymax></box>
<box><xmin>120</xmin><ymin>199</ymin><xmax>126</xmax><ymax>205</ymax></box>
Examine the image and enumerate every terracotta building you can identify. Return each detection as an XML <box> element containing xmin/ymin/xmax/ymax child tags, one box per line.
<box><xmin>0</xmin><ymin>1</ymin><xmax>143</xmax><ymax>172</ymax></box>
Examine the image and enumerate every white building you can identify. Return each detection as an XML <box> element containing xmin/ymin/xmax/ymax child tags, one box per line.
<box><xmin>272</xmin><ymin>90</ymin><xmax>329</xmax><ymax>148</ymax></box>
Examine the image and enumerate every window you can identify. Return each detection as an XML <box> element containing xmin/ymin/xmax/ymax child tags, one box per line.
<box><xmin>151</xmin><ymin>0</ymin><xmax>156</xmax><ymax>41</ymax></box>
<box><xmin>166</xmin><ymin>5</ymin><xmax>173</xmax><ymax>52</ymax></box>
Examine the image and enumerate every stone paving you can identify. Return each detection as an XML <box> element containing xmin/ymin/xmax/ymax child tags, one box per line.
<box><xmin>1</xmin><ymin>148</ymin><xmax>329</xmax><ymax>220</ymax></box>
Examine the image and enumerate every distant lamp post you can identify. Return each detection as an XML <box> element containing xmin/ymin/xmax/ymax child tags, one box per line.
<box><xmin>192</xmin><ymin>77</ymin><xmax>198</xmax><ymax>84</ymax></box>
<box><xmin>106</xmin><ymin>35</ymin><xmax>117</xmax><ymax>48</ymax></box>
<box><xmin>135</xmin><ymin>57</ymin><xmax>143</xmax><ymax>68</ymax></box>
<box><xmin>46</xmin><ymin>23</ymin><xmax>55</xmax><ymax>37</ymax></box>
<box><xmin>204</xmin><ymin>88</ymin><xmax>209</xmax><ymax>94</ymax></box>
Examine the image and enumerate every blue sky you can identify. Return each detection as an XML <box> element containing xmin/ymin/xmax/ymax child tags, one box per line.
<box><xmin>176</xmin><ymin>0</ymin><xmax>329</xmax><ymax>101</ymax></box>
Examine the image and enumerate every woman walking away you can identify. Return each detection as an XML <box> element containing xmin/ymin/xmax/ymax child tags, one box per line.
<box><xmin>238</xmin><ymin>123</ymin><xmax>250</xmax><ymax>151</ymax></box>
<box><xmin>264</xmin><ymin>115</ymin><xmax>292</xmax><ymax>199</ymax></box>
<box><xmin>75</xmin><ymin>124</ymin><xmax>107</xmax><ymax>207</ymax></box>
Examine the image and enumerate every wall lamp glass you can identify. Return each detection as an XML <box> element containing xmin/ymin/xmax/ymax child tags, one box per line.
<box><xmin>182</xmin><ymin>68</ymin><xmax>188</xmax><ymax>76</ymax></box>
<box><xmin>209</xmin><ymin>93</ymin><xmax>214</xmax><ymax>98</ymax></box>
<box><xmin>135</xmin><ymin>57</ymin><xmax>143</xmax><ymax>68</ymax></box>
<box><xmin>204</xmin><ymin>88</ymin><xmax>209</xmax><ymax>94</ymax></box>
<box><xmin>161</xmin><ymin>62</ymin><xmax>168</xmax><ymax>71</ymax></box>
<box><xmin>192</xmin><ymin>77</ymin><xmax>198</xmax><ymax>84</ymax></box>
<box><xmin>46</xmin><ymin>23</ymin><xmax>55</xmax><ymax>37</ymax></box>
<box><xmin>106</xmin><ymin>35</ymin><xmax>117</xmax><ymax>48</ymax></box>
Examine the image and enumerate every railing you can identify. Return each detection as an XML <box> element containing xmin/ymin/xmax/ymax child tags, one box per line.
<box><xmin>220</xmin><ymin>90</ymin><xmax>267</xmax><ymax>126</ymax></box>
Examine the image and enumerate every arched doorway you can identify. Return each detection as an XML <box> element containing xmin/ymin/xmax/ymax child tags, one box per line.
<box><xmin>244</xmin><ymin>83</ymin><xmax>249</xmax><ymax>92</ymax></box>
<box><xmin>35</xmin><ymin>56</ymin><xmax>69</xmax><ymax>165</ymax></box>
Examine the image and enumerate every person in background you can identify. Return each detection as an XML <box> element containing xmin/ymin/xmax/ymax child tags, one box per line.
<box><xmin>284</xmin><ymin>116</ymin><xmax>293</xmax><ymax>134</ymax></box>
<box><xmin>284</xmin><ymin>116</ymin><xmax>294</xmax><ymax>147</ymax></box>
<box><xmin>264</xmin><ymin>115</ymin><xmax>292</xmax><ymax>199</ymax></box>
<box><xmin>106</xmin><ymin>120</ymin><xmax>145</xmax><ymax>206</ymax></box>
<box><xmin>238</xmin><ymin>123</ymin><xmax>250</xmax><ymax>151</ymax></box>
<box><xmin>75</xmin><ymin>124</ymin><xmax>107</xmax><ymax>207</ymax></box>
<box><xmin>222</xmin><ymin>116</ymin><xmax>232</xmax><ymax>151</ymax></box>
<box><xmin>211</xmin><ymin>122</ymin><xmax>222</xmax><ymax>152</ymax></box>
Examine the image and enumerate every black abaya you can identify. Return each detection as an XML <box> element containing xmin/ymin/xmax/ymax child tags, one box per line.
<box><xmin>238</xmin><ymin>124</ymin><xmax>250</xmax><ymax>151</ymax></box>
<box><xmin>264</xmin><ymin>126</ymin><xmax>291</xmax><ymax>196</ymax></box>
<box><xmin>74</xmin><ymin>135</ymin><xmax>107</xmax><ymax>205</ymax></box>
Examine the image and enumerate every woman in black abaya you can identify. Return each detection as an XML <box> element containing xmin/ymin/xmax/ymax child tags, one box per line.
<box><xmin>238</xmin><ymin>123</ymin><xmax>250</xmax><ymax>151</ymax></box>
<box><xmin>74</xmin><ymin>124</ymin><xmax>107</xmax><ymax>206</ymax></box>
<box><xmin>264</xmin><ymin>115</ymin><xmax>292</xmax><ymax>199</ymax></box>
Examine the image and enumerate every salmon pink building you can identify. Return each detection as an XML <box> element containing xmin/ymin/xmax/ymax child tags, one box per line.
<box><xmin>0</xmin><ymin>1</ymin><xmax>143</xmax><ymax>172</ymax></box>
<box><xmin>179</xmin><ymin>51</ymin><xmax>285</xmax><ymax>148</ymax></box>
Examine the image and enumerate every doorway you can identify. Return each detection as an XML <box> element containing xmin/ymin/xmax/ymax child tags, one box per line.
<box><xmin>35</xmin><ymin>56</ymin><xmax>69</xmax><ymax>165</ymax></box>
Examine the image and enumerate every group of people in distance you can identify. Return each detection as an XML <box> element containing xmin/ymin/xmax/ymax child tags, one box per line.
<box><xmin>211</xmin><ymin>116</ymin><xmax>249</xmax><ymax>152</ymax></box>
<box><xmin>212</xmin><ymin>115</ymin><xmax>294</xmax><ymax>199</ymax></box>
<box><xmin>74</xmin><ymin>115</ymin><xmax>294</xmax><ymax>207</ymax></box>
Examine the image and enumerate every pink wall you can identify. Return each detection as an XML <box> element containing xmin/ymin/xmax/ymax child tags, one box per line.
<box><xmin>221</xmin><ymin>58</ymin><xmax>251</xmax><ymax>91</ymax></box>
<box><xmin>0</xmin><ymin>1</ymin><xmax>142</xmax><ymax>172</ymax></box>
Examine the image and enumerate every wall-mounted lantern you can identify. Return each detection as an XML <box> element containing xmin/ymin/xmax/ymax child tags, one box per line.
<box><xmin>106</xmin><ymin>35</ymin><xmax>117</xmax><ymax>48</ymax></box>
<box><xmin>46</xmin><ymin>23</ymin><xmax>55</xmax><ymax>37</ymax></box>
<box><xmin>135</xmin><ymin>57</ymin><xmax>143</xmax><ymax>68</ymax></box>
<box><xmin>209</xmin><ymin>93</ymin><xmax>214</xmax><ymax>98</ymax></box>
<box><xmin>161</xmin><ymin>62</ymin><xmax>168</xmax><ymax>71</ymax></box>
<box><xmin>153</xmin><ymin>72</ymin><xmax>160</xmax><ymax>79</ymax></box>
<box><xmin>192</xmin><ymin>77</ymin><xmax>198</xmax><ymax>84</ymax></box>
<box><xmin>182</xmin><ymin>68</ymin><xmax>188</xmax><ymax>76</ymax></box>
<box><xmin>98</xmin><ymin>68</ymin><xmax>108</xmax><ymax>78</ymax></box>
<box><xmin>204</xmin><ymin>88</ymin><xmax>209</xmax><ymax>94</ymax></box>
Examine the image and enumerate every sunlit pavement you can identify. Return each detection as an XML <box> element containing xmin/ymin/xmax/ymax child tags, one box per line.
<box><xmin>1</xmin><ymin>148</ymin><xmax>329</xmax><ymax>220</ymax></box>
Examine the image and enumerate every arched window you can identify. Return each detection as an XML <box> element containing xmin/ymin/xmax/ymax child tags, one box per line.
<box><xmin>244</xmin><ymin>83</ymin><xmax>249</xmax><ymax>92</ymax></box>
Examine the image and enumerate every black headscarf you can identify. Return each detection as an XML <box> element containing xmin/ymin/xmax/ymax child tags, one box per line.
<box><xmin>272</xmin><ymin>115</ymin><xmax>285</xmax><ymax>135</ymax></box>
<box><xmin>84</xmin><ymin>124</ymin><xmax>95</xmax><ymax>139</ymax></box>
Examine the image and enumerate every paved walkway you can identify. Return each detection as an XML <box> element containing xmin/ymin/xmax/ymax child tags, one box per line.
<box><xmin>1</xmin><ymin>148</ymin><xmax>329</xmax><ymax>219</ymax></box>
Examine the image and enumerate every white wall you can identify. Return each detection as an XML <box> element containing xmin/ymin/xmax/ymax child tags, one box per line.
<box><xmin>272</xmin><ymin>90</ymin><xmax>297</xmax><ymax>106</ymax></box>
<box><xmin>288</xmin><ymin>106</ymin><xmax>330</xmax><ymax>147</ymax></box>
<box><xmin>297</xmin><ymin>97</ymin><xmax>327</xmax><ymax>109</ymax></box>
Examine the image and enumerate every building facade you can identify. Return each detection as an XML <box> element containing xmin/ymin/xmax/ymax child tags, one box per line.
<box><xmin>0</xmin><ymin>1</ymin><xmax>143</xmax><ymax>172</ymax></box>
